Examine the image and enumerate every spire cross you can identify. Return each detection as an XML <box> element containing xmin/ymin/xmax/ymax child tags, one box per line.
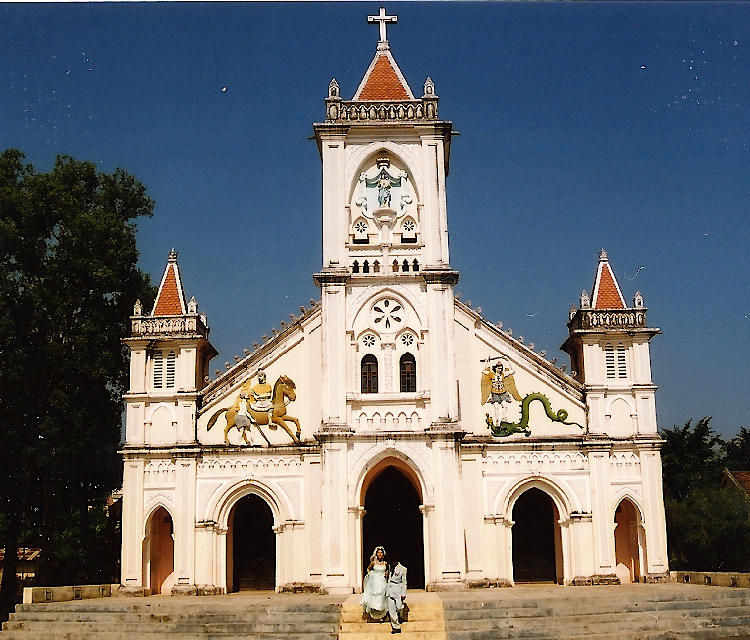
<box><xmin>368</xmin><ymin>7</ymin><xmax>397</xmax><ymax>42</ymax></box>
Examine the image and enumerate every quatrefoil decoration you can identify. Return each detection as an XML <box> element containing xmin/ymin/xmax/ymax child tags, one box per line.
<box><xmin>371</xmin><ymin>298</ymin><xmax>403</xmax><ymax>330</ymax></box>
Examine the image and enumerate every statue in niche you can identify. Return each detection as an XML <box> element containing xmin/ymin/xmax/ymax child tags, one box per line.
<box><xmin>365</xmin><ymin>157</ymin><xmax>402</xmax><ymax>210</ymax></box>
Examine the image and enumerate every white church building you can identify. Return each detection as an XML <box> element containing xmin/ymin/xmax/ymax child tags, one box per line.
<box><xmin>120</xmin><ymin>10</ymin><xmax>668</xmax><ymax>596</ymax></box>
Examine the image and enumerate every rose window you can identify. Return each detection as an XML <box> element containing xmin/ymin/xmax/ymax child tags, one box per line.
<box><xmin>403</xmin><ymin>219</ymin><xmax>415</xmax><ymax>232</ymax></box>
<box><xmin>362</xmin><ymin>334</ymin><xmax>376</xmax><ymax>348</ymax></box>
<box><xmin>371</xmin><ymin>298</ymin><xmax>403</xmax><ymax>331</ymax></box>
<box><xmin>401</xmin><ymin>333</ymin><xmax>414</xmax><ymax>347</ymax></box>
<box><xmin>354</xmin><ymin>221</ymin><xmax>368</xmax><ymax>234</ymax></box>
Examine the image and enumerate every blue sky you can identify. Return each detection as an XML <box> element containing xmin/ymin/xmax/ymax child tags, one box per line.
<box><xmin>2</xmin><ymin>2</ymin><xmax>748</xmax><ymax>438</ymax></box>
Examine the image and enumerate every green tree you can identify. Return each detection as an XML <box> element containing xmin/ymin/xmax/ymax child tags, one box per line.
<box><xmin>0</xmin><ymin>150</ymin><xmax>154</xmax><ymax>618</ymax></box>
<box><xmin>661</xmin><ymin>417</ymin><xmax>724</xmax><ymax>502</ymax></box>
<box><xmin>661</xmin><ymin>418</ymin><xmax>750</xmax><ymax>571</ymax></box>
<box><xmin>723</xmin><ymin>426</ymin><xmax>750</xmax><ymax>472</ymax></box>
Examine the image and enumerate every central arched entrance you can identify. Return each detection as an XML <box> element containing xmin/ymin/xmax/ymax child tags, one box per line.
<box><xmin>512</xmin><ymin>488</ymin><xmax>562</xmax><ymax>583</ymax></box>
<box><xmin>227</xmin><ymin>493</ymin><xmax>275</xmax><ymax>591</ymax></box>
<box><xmin>362</xmin><ymin>463</ymin><xmax>425</xmax><ymax>588</ymax></box>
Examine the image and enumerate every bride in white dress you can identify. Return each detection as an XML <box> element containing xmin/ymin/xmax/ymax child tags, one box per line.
<box><xmin>360</xmin><ymin>546</ymin><xmax>388</xmax><ymax>620</ymax></box>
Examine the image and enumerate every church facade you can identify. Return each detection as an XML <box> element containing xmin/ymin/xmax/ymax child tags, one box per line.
<box><xmin>120</xmin><ymin>11</ymin><xmax>668</xmax><ymax>595</ymax></box>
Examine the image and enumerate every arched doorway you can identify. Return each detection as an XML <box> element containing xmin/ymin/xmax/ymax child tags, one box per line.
<box><xmin>144</xmin><ymin>506</ymin><xmax>174</xmax><ymax>595</ymax></box>
<box><xmin>227</xmin><ymin>493</ymin><xmax>275</xmax><ymax>591</ymax></box>
<box><xmin>511</xmin><ymin>488</ymin><xmax>562</xmax><ymax>583</ymax></box>
<box><xmin>614</xmin><ymin>499</ymin><xmax>643</xmax><ymax>583</ymax></box>
<box><xmin>362</xmin><ymin>464</ymin><xmax>425</xmax><ymax>588</ymax></box>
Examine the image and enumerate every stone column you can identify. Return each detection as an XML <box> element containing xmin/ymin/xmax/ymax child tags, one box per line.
<box><xmin>640</xmin><ymin>448</ymin><xmax>669</xmax><ymax>579</ymax></box>
<box><xmin>348</xmin><ymin>506</ymin><xmax>366</xmax><ymax>593</ymax></box>
<box><xmin>120</xmin><ymin>458</ymin><xmax>145</xmax><ymax>589</ymax></box>
<box><xmin>586</xmin><ymin>446</ymin><xmax>615</xmax><ymax>579</ymax></box>
<box><xmin>419</xmin><ymin>503</ymin><xmax>435</xmax><ymax>586</ymax></box>
<box><xmin>172</xmin><ymin>456</ymin><xmax>197</xmax><ymax>591</ymax></box>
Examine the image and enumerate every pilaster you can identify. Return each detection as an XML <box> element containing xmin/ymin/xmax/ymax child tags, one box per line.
<box><xmin>120</xmin><ymin>458</ymin><xmax>145</xmax><ymax>587</ymax></box>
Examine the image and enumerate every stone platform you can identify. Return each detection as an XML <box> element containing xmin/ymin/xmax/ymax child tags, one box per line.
<box><xmin>2</xmin><ymin>584</ymin><xmax>750</xmax><ymax>639</ymax></box>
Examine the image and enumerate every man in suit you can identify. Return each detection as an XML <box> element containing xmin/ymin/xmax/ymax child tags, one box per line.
<box><xmin>386</xmin><ymin>558</ymin><xmax>407</xmax><ymax>633</ymax></box>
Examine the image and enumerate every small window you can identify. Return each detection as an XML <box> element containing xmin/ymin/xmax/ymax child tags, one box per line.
<box><xmin>617</xmin><ymin>344</ymin><xmax>627</xmax><ymax>378</ymax></box>
<box><xmin>401</xmin><ymin>218</ymin><xmax>417</xmax><ymax>243</ymax></box>
<box><xmin>153</xmin><ymin>351</ymin><xmax>164</xmax><ymax>389</ymax></box>
<box><xmin>402</xmin><ymin>259</ymin><xmax>409</xmax><ymax>272</ymax></box>
<box><xmin>400</xmin><ymin>353</ymin><xmax>416</xmax><ymax>393</ymax></box>
<box><xmin>363</xmin><ymin>260</ymin><xmax>370</xmax><ymax>274</ymax></box>
<box><xmin>373</xmin><ymin>260</ymin><xmax>380</xmax><ymax>273</ymax></box>
<box><xmin>412</xmin><ymin>259</ymin><xmax>419</xmax><ymax>271</ymax></box>
<box><xmin>353</xmin><ymin>219</ymin><xmax>369</xmax><ymax>244</ymax></box>
<box><xmin>605</xmin><ymin>344</ymin><xmax>615</xmax><ymax>379</ymax></box>
<box><xmin>352</xmin><ymin>261</ymin><xmax>360</xmax><ymax>273</ymax></box>
<box><xmin>392</xmin><ymin>260</ymin><xmax>399</xmax><ymax>273</ymax></box>
<box><xmin>166</xmin><ymin>351</ymin><xmax>176</xmax><ymax>389</ymax></box>
<box><xmin>361</xmin><ymin>355</ymin><xmax>378</xmax><ymax>394</ymax></box>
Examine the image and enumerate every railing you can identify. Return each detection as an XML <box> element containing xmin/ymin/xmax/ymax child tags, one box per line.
<box><xmin>325</xmin><ymin>97</ymin><xmax>438</xmax><ymax>123</ymax></box>
<box><xmin>130</xmin><ymin>314</ymin><xmax>209</xmax><ymax>338</ymax></box>
<box><xmin>568</xmin><ymin>308</ymin><xmax>647</xmax><ymax>331</ymax></box>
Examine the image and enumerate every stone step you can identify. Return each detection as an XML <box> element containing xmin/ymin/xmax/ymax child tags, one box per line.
<box><xmin>0</xmin><ymin>633</ymin><xmax>337</xmax><ymax>640</ymax></box>
<box><xmin>2</xmin><ymin>619</ymin><xmax>340</xmax><ymax>633</ymax></box>
<box><xmin>7</xmin><ymin>609</ymin><xmax>340</xmax><ymax>624</ymax></box>
<box><xmin>443</xmin><ymin>605</ymin><xmax>750</xmax><ymax>626</ymax></box>
<box><xmin>441</xmin><ymin>616</ymin><xmax>750</xmax><ymax>639</ymax></box>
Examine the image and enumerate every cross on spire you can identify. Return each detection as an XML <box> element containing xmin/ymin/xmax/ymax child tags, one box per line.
<box><xmin>368</xmin><ymin>7</ymin><xmax>397</xmax><ymax>43</ymax></box>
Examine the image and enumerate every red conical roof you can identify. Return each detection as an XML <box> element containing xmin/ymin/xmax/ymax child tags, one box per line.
<box><xmin>591</xmin><ymin>250</ymin><xmax>626</xmax><ymax>309</ymax></box>
<box><xmin>353</xmin><ymin>48</ymin><xmax>414</xmax><ymax>101</ymax></box>
<box><xmin>152</xmin><ymin>250</ymin><xmax>187</xmax><ymax>316</ymax></box>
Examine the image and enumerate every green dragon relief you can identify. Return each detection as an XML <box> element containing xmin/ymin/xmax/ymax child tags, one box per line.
<box><xmin>486</xmin><ymin>392</ymin><xmax>584</xmax><ymax>438</ymax></box>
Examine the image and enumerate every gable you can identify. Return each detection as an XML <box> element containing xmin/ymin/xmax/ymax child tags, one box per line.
<box><xmin>453</xmin><ymin>301</ymin><xmax>586</xmax><ymax>439</ymax></box>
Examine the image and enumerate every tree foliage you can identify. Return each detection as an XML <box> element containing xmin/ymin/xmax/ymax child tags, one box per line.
<box><xmin>0</xmin><ymin>150</ymin><xmax>154</xmax><ymax>616</ymax></box>
<box><xmin>661</xmin><ymin>418</ymin><xmax>750</xmax><ymax>572</ymax></box>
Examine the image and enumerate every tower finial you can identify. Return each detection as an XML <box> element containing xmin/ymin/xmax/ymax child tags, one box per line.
<box><xmin>368</xmin><ymin>7</ymin><xmax>397</xmax><ymax>45</ymax></box>
<box><xmin>599</xmin><ymin>248</ymin><xmax>608</xmax><ymax>261</ymax></box>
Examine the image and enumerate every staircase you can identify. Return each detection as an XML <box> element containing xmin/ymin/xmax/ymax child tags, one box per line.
<box><xmin>0</xmin><ymin>592</ymin><xmax>343</xmax><ymax>640</ymax></box>
<box><xmin>338</xmin><ymin>592</ymin><xmax>445</xmax><ymax>639</ymax></box>
<box><xmin>3</xmin><ymin>584</ymin><xmax>750</xmax><ymax>639</ymax></box>
<box><xmin>438</xmin><ymin>584</ymin><xmax>750</xmax><ymax>639</ymax></box>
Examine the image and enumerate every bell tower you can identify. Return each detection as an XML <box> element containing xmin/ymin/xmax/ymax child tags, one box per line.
<box><xmin>562</xmin><ymin>250</ymin><xmax>660</xmax><ymax>437</ymax></box>
<box><xmin>312</xmin><ymin>8</ymin><xmax>459</xmax><ymax>430</ymax></box>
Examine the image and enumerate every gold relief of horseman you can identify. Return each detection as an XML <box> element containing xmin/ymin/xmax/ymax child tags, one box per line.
<box><xmin>481</xmin><ymin>357</ymin><xmax>522</xmax><ymax>429</ymax></box>
<box><xmin>207</xmin><ymin>370</ymin><xmax>301</xmax><ymax>446</ymax></box>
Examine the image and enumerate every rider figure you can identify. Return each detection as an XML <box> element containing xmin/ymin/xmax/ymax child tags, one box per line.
<box><xmin>249</xmin><ymin>369</ymin><xmax>274</xmax><ymax>427</ymax></box>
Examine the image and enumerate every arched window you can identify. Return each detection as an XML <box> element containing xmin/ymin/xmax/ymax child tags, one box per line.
<box><xmin>400</xmin><ymin>353</ymin><xmax>416</xmax><ymax>393</ymax></box>
<box><xmin>402</xmin><ymin>259</ymin><xmax>410</xmax><ymax>272</ymax></box>
<box><xmin>363</xmin><ymin>260</ymin><xmax>370</xmax><ymax>274</ymax></box>
<box><xmin>392</xmin><ymin>260</ymin><xmax>399</xmax><ymax>273</ymax></box>
<box><xmin>352</xmin><ymin>261</ymin><xmax>360</xmax><ymax>273</ymax></box>
<box><xmin>373</xmin><ymin>260</ymin><xmax>380</xmax><ymax>273</ymax></box>
<box><xmin>412</xmin><ymin>259</ymin><xmax>419</xmax><ymax>272</ymax></box>
<box><xmin>361</xmin><ymin>355</ymin><xmax>378</xmax><ymax>394</ymax></box>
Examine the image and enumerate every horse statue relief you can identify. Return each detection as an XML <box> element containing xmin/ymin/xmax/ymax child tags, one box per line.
<box><xmin>206</xmin><ymin>374</ymin><xmax>301</xmax><ymax>445</ymax></box>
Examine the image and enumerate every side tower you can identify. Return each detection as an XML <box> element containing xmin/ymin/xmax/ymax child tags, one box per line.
<box><xmin>120</xmin><ymin>250</ymin><xmax>216</xmax><ymax>593</ymax></box>
<box><xmin>563</xmin><ymin>249</ymin><xmax>668</xmax><ymax>581</ymax></box>
<box><xmin>563</xmin><ymin>250</ymin><xmax>659</xmax><ymax>438</ymax></box>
